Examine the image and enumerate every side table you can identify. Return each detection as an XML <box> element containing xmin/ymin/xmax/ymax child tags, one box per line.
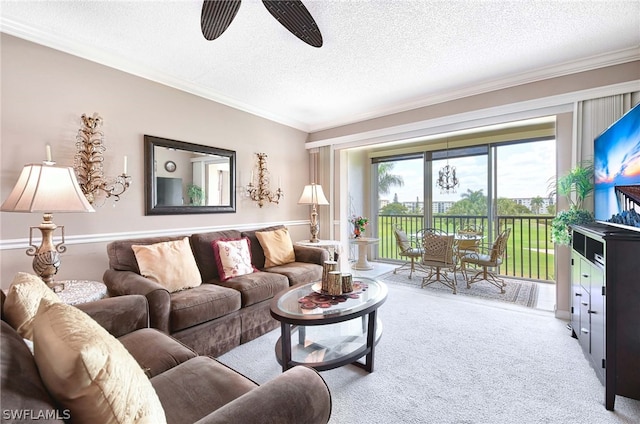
<box><xmin>350</xmin><ymin>237</ymin><xmax>380</xmax><ymax>270</ymax></box>
<box><xmin>296</xmin><ymin>239</ymin><xmax>342</xmax><ymax>261</ymax></box>
<box><xmin>56</xmin><ymin>280</ymin><xmax>108</xmax><ymax>305</ymax></box>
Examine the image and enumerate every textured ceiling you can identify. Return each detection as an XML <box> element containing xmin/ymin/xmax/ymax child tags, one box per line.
<box><xmin>1</xmin><ymin>1</ymin><xmax>639</xmax><ymax>132</ymax></box>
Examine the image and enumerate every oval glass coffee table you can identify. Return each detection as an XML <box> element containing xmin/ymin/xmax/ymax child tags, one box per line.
<box><xmin>270</xmin><ymin>277</ymin><xmax>387</xmax><ymax>373</ymax></box>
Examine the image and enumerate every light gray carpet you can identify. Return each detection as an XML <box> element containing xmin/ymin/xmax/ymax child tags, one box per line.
<box><xmin>218</xmin><ymin>283</ymin><xmax>640</xmax><ymax>423</ymax></box>
<box><xmin>379</xmin><ymin>270</ymin><xmax>539</xmax><ymax>308</ymax></box>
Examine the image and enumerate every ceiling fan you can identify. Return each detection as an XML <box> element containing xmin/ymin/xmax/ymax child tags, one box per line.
<box><xmin>201</xmin><ymin>0</ymin><xmax>323</xmax><ymax>47</ymax></box>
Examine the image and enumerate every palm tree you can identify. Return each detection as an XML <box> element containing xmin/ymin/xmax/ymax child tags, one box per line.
<box><xmin>460</xmin><ymin>189</ymin><xmax>485</xmax><ymax>205</ymax></box>
<box><xmin>530</xmin><ymin>196</ymin><xmax>544</xmax><ymax>214</ymax></box>
<box><xmin>378</xmin><ymin>163</ymin><xmax>404</xmax><ymax>196</ymax></box>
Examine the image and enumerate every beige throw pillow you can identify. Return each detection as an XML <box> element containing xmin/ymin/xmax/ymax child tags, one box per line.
<box><xmin>131</xmin><ymin>238</ymin><xmax>202</xmax><ymax>293</ymax></box>
<box><xmin>32</xmin><ymin>298</ymin><xmax>166</xmax><ymax>424</ymax></box>
<box><xmin>3</xmin><ymin>272</ymin><xmax>61</xmax><ymax>340</ymax></box>
<box><xmin>255</xmin><ymin>228</ymin><xmax>296</xmax><ymax>267</ymax></box>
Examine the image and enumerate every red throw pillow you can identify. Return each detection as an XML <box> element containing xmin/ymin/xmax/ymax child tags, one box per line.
<box><xmin>212</xmin><ymin>238</ymin><xmax>258</xmax><ymax>281</ymax></box>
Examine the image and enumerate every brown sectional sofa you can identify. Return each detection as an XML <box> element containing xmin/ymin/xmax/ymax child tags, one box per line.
<box><xmin>103</xmin><ymin>225</ymin><xmax>329</xmax><ymax>357</ymax></box>
<box><xmin>0</xmin><ymin>292</ymin><xmax>332</xmax><ymax>424</ymax></box>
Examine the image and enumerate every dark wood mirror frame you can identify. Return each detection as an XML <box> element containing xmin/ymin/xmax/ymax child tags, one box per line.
<box><xmin>144</xmin><ymin>135</ymin><xmax>236</xmax><ymax>215</ymax></box>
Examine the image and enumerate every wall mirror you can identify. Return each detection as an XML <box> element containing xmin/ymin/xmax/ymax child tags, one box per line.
<box><xmin>144</xmin><ymin>135</ymin><xmax>236</xmax><ymax>215</ymax></box>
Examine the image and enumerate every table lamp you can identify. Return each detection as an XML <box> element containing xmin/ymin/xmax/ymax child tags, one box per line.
<box><xmin>298</xmin><ymin>183</ymin><xmax>329</xmax><ymax>243</ymax></box>
<box><xmin>1</xmin><ymin>162</ymin><xmax>95</xmax><ymax>291</ymax></box>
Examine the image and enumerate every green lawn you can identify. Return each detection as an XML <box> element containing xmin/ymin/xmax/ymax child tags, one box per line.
<box><xmin>376</xmin><ymin>215</ymin><xmax>555</xmax><ymax>282</ymax></box>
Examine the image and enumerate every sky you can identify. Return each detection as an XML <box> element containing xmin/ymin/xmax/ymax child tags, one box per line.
<box><xmin>381</xmin><ymin>139</ymin><xmax>556</xmax><ymax>203</ymax></box>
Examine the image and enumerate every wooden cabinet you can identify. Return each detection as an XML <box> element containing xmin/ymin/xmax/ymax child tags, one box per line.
<box><xmin>571</xmin><ymin>224</ymin><xmax>640</xmax><ymax>410</ymax></box>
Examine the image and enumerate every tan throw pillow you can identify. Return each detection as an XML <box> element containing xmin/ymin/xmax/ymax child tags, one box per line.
<box><xmin>212</xmin><ymin>238</ymin><xmax>257</xmax><ymax>281</ymax></box>
<box><xmin>255</xmin><ymin>228</ymin><xmax>296</xmax><ymax>267</ymax></box>
<box><xmin>131</xmin><ymin>238</ymin><xmax>202</xmax><ymax>293</ymax></box>
<box><xmin>32</xmin><ymin>298</ymin><xmax>166</xmax><ymax>424</ymax></box>
<box><xmin>3</xmin><ymin>272</ymin><xmax>61</xmax><ymax>340</ymax></box>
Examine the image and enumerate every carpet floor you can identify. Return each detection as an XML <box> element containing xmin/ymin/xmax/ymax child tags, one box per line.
<box><xmin>379</xmin><ymin>269</ymin><xmax>539</xmax><ymax>308</ymax></box>
<box><xmin>218</xmin><ymin>282</ymin><xmax>640</xmax><ymax>423</ymax></box>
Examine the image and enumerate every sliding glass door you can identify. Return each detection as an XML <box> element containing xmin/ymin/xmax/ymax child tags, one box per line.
<box><xmin>374</xmin><ymin>137</ymin><xmax>556</xmax><ymax>281</ymax></box>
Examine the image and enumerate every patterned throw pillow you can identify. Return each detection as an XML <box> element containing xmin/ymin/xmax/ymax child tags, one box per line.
<box><xmin>212</xmin><ymin>238</ymin><xmax>257</xmax><ymax>281</ymax></box>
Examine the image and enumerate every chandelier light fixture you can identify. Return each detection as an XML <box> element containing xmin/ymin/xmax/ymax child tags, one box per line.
<box><xmin>437</xmin><ymin>139</ymin><xmax>459</xmax><ymax>194</ymax></box>
<box><xmin>246</xmin><ymin>153</ymin><xmax>283</xmax><ymax>207</ymax></box>
<box><xmin>73</xmin><ymin>113</ymin><xmax>131</xmax><ymax>206</ymax></box>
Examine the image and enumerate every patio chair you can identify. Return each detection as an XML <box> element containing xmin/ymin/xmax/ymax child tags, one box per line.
<box><xmin>460</xmin><ymin>228</ymin><xmax>511</xmax><ymax>293</ymax></box>
<box><xmin>392</xmin><ymin>225</ymin><xmax>424</xmax><ymax>279</ymax></box>
<box><xmin>420</xmin><ymin>231</ymin><xmax>457</xmax><ymax>294</ymax></box>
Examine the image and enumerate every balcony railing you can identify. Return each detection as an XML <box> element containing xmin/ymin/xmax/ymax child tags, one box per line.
<box><xmin>377</xmin><ymin>214</ymin><xmax>555</xmax><ymax>282</ymax></box>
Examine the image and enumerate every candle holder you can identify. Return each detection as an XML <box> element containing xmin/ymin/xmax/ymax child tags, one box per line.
<box><xmin>73</xmin><ymin>113</ymin><xmax>132</xmax><ymax>206</ymax></box>
<box><xmin>246</xmin><ymin>153</ymin><xmax>283</xmax><ymax>207</ymax></box>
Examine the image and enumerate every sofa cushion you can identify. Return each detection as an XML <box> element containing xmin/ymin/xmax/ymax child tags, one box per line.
<box><xmin>132</xmin><ymin>237</ymin><xmax>202</xmax><ymax>293</ymax></box>
<box><xmin>3</xmin><ymin>272</ymin><xmax>61</xmax><ymax>340</ymax></box>
<box><xmin>218</xmin><ymin>271</ymin><xmax>289</xmax><ymax>307</ymax></box>
<box><xmin>118</xmin><ymin>328</ymin><xmax>197</xmax><ymax>378</ymax></box>
<box><xmin>107</xmin><ymin>235</ymin><xmax>186</xmax><ymax>273</ymax></box>
<box><xmin>1</xmin><ymin>320</ymin><xmax>64</xmax><ymax>422</ymax></box>
<box><xmin>189</xmin><ymin>230</ymin><xmax>243</xmax><ymax>282</ymax></box>
<box><xmin>169</xmin><ymin>284</ymin><xmax>241</xmax><ymax>333</ymax></box>
<box><xmin>265</xmin><ymin>261</ymin><xmax>323</xmax><ymax>286</ymax></box>
<box><xmin>212</xmin><ymin>238</ymin><xmax>257</xmax><ymax>281</ymax></box>
<box><xmin>151</xmin><ymin>356</ymin><xmax>257</xmax><ymax>424</ymax></box>
<box><xmin>32</xmin><ymin>299</ymin><xmax>166</xmax><ymax>424</ymax></box>
<box><xmin>255</xmin><ymin>227</ymin><xmax>296</xmax><ymax>267</ymax></box>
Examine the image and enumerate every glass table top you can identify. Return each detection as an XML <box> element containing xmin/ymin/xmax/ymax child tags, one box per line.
<box><xmin>272</xmin><ymin>276</ymin><xmax>387</xmax><ymax>323</ymax></box>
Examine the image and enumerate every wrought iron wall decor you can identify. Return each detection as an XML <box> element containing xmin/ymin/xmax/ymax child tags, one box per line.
<box><xmin>73</xmin><ymin>113</ymin><xmax>131</xmax><ymax>206</ymax></box>
<box><xmin>246</xmin><ymin>153</ymin><xmax>283</xmax><ymax>207</ymax></box>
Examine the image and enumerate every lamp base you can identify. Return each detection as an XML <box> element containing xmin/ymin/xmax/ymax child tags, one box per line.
<box><xmin>27</xmin><ymin>213</ymin><xmax>67</xmax><ymax>292</ymax></box>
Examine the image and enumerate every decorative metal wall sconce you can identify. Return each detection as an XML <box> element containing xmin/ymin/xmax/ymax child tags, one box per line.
<box><xmin>246</xmin><ymin>153</ymin><xmax>283</xmax><ymax>207</ymax></box>
<box><xmin>73</xmin><ymin>113</ymin><xmax>132</xmax><ymax>206</ymax></box>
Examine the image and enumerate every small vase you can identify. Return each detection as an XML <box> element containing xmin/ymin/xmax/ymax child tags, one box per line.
<box><xmin>354</xmin><ymin>227</ymin><xmax>361</xmax><ymax>238</ymax></box>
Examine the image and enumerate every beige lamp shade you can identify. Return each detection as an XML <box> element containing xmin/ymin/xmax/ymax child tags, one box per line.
<box><xmin>297</xmin><ymin>183</ymin><xmax>329</xmax><ymax>205</ymax></box>
<box><xmin>1</xmin><ymin>164</ymin><xmax>95</xmax><ymax>213</ymax></box>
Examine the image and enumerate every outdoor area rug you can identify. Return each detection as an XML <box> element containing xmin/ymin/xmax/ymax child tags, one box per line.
<box><xmin>378</xmin><ymin>270</ymin><xmax>538</xmax><ymax>308</ymax></box>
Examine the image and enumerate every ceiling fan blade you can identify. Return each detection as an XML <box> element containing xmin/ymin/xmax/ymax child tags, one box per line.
<box><xmin>262</xmin><ymin>0</ymin><xmax>323</xmax><ymax>47</ymax></box>
<box><xmin>201</xmin><ymin>0</ymin><xmax>242</xmax><ymax>41</ymax></box>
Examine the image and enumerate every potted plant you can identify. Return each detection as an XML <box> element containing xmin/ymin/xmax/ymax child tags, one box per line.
<box><xmin>549</xmin><ymin>161</ymin><xmax>595</xmax><ymax>245</ymax></box>
<box><xmin>187</xmin><ymin>184</ymin><xmax>204</xmax><ymax>206</ymax></box>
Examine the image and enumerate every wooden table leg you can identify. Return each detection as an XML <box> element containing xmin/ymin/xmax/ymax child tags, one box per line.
<box><xmin>364</xmin><ymin>309</ymin><xmax>377</xmax><ymax>372</ymax></box>
<box><xmin>281</xmin><ymin>322</ymin><xmax>292</xmax><ymax>373</ymax></box>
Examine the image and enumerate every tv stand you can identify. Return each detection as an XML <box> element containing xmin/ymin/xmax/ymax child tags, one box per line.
<box><xmin>570</xmin><ymin>223</ymin><xmax>640</xmax><ymax>410</ymax></box>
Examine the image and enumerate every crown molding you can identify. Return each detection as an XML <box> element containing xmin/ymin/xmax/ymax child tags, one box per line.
<box><xmin>0</xmin><ymin>19</ymin><xmax>310</xmax><ymax>132</ymax></box>
<box><xmin>2</xmin><ymin>17</ymin><xmax>638</xmax><ymax>135</ymax></box>
<box><xmin>308</xmin><ymin>47</ymin><xmax>640</xmax><ymax>132</ymax></box>
<box><xmin>306</xmin><ymin>80</ymin><xmax>640</xmax><ymax>149</ymax></box>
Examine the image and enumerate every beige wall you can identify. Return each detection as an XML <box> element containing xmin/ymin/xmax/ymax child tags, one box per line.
<box><xmin>0</xmin><ymin>34</ymin><xmax>312</xmax><ymax>287</ymax></box>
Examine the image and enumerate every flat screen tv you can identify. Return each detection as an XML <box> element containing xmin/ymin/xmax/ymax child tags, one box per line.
<box><xmin>594</xmin><ymin>102</ymin><xmax>640</xmax><ymax>232</ymax></box>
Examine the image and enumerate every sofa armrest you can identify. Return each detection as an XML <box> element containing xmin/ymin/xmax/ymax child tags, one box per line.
<box><xmin>103</xmin><ymin>269</ymin><xmax>171</xmax><ymax>333</ymax></box>
<box><xmin>76</xmin><ymin>295</ymin><xmax>149</xmax><ymax>338</ymax></box>
<box><xmin>294</xmin><ymin>245</ymin><xmax>330</xmax><ymax>265</ymax></box>
<box><xmin>195</xmin><ymin>366</ymin><xmax>331</xmax><ymax>424</ymax></box>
